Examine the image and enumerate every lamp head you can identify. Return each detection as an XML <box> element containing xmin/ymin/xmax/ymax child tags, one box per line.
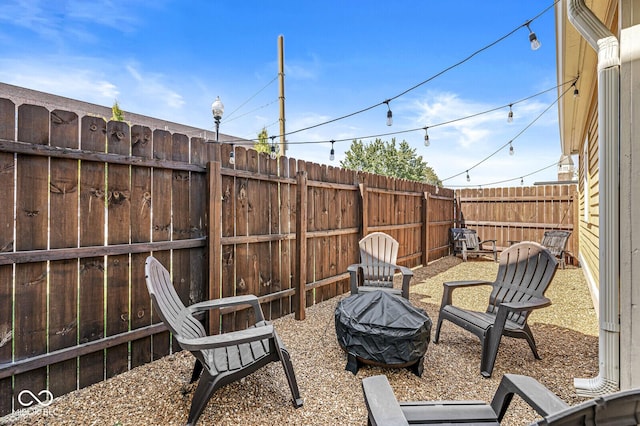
<box><xmin>211</xmin><ymin>96</ymin><xmax>224</xmax><ymax>120</ymax></box>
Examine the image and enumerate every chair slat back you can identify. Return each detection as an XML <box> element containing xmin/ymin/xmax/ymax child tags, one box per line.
<box><xmin>541</xmin><ymin>230</ymin><xmax>571</xmax><ymax>258</ymax></box>
<box><xmin>359</xmin><ymin>232</ymin><xmax>399</xmax><ymax>284</ymax></box>
<box><xmin>488</xmin><ymin>242</ymin><xmax>559</xmax><ymax>325</ymax></box>
<box><xmin>145</xmin><ymin>256</ymin><xmax>206</xmax><ymax>340</ymax></box>
<box><xmin>542</xmin><ymin>387</ymin><xmax>640</xmax><ymax>425</ymax></box>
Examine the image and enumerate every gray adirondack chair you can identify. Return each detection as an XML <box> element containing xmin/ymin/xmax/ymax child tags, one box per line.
<box><xmin>450</xmin><ymin>227</ymin><xmax>498</xmax><ymax>261</ymax></box>
<box><xmin>362</xmin><ymin>373</ymin><xmax>640</xmax><ymax>425</ymax></box>
<box><xmin>347</xmin><ymin>232</ymin><xmax>413</xmax><ymax>299</ymax></box>
<box><xmin>144</xmin><ymin>256</ymin><xmax>303</xmax><ymax>426</ymax></box>
<box><xmin>541</xmin><ymin>230</ymin><xmax>571</xmax><ymax>269</ymax></box>
<box><xmin>434</xmin><ymin>241</ymin><xmax>559</xmax><ymax>377</ymax></box>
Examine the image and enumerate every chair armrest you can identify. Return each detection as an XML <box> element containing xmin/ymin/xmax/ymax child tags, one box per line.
<box><xmin>490</xmin><ymin>374</ymin><xmax>569</xmax><ymax>421</ymax></box>
<box><xmin>187</xmin><ymin>294</ymin><xmax>265</xmax><ymax>323</ymax></box>
<box><xmin>440</xmin><ymin>280</ymin><xmax>492</xmax><ymax>306</ymax></box>
<box><xmin>362</xmin><ymin>375</ymin><xmax>409</xmax><ymax>426</ymax></box>
<box><xmin>500</xmin><ymin>296</ymin><xmax>551</xmax><ymax>312</ymax></box>
<box><xmin>177</xmin><ymin>324</ymin><xmax>275</xmax><ymax>351</ymax></box>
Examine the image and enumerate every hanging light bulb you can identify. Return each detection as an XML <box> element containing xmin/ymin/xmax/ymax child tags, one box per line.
<box><xmin>525</xmin><ymin>22</ymin><xmax>541</xmax><ymax>50</ymax></box>
<box><xmin>229</xmin><ymin>146</ymin><xmax>235</xmax><ymax>165</ymax></box>
<box><xmin>572</xmin><ymin>82</ymin><xmax>580</xmax><ymax>98</ymax></box>
<box><xmin>423</xmin><ymin>127</ymin><xmax>430</xmax><ymax>147</ymax></box>
<box><xmin>520</xmin><ymin>177</ymin><xmax>524</xmax><ymax>186</ymax></box>
<box><xmin>509</xmin><ymin>141</ymin><xmax>514</xmax><ymax>156</ymax></box>
<box><xmin>466</xmin><ymin>170</ymin><xmax>470</xmax><ymax>182</ymax></box>
<box><xmin>329</xmin><ymin>140</ymin><xmax>335</xmax><ymax>161</ymax></box>
<box><xmin>270</xmin><ymin>144</ymin><xmax>277</xmax><ymax>160</ymax></box>
<box><xmin>385</xmin><ymin>100</ymin><xmax>393</xmax><ymax>126</ymax></box>
<box><xmin>507</xmin><ymin>105</ymin><xmax>513</xmax><ymax>123</ymax></box>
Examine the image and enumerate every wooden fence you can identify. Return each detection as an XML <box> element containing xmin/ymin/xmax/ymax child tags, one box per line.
<box><xmin>455</xmin><ymin>185</ymin><xmax>579</xmax><ymax>264</ymax></box>
<box><xmin>0</xmin><ymin>98</ymin><xmax>453</xmax><ymax>415</ymax></box>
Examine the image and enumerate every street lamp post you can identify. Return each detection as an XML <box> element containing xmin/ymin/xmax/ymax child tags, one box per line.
<box><xmin>211</xmin><ymin>96</ymin><xmax>224</xmax><ymax>141</ymax></box>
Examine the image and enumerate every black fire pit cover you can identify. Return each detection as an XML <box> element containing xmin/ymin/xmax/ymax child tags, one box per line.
<box><xmin>335</xmin><ymin>291</ymin><xmax>431</xmax><ymax>366</ymax></box>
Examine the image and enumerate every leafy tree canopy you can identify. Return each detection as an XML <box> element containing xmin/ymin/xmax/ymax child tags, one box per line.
<box><xmin>110</xmin><ymin>100</ymin><xmax>125</xmax><ymax>122</ymax></box>
<box><xmin>254</xmin><ymin>127</ymin><xmax>279</xmax><ymax>157</ymax></box>
<box><xmin>340</xmin><ymin>138</ymin><xmax>440</xmax><ymax>185</ymax></box>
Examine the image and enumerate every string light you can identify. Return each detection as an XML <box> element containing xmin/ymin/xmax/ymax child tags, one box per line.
<box><xmin>229</xmin><ymin>145</ymin><xmax>235</xmax><ymax>165</ymax></box>
<box><xmin>466</xmin><ymin>170</ymin><xmax>470</xmax><ymax>182</ymax></box>
<box><xmin>423</xmin><ymin>127</ymin><xmax>430</xmax><ymax>147</ymax></box>
<box><xmin>509</xmin><ymin>141</ymin><xmax>514</xmax><ymax>156</ymax></box>
<box><xmin>572</xmin><ymin>81</ymin><xmax>579</xmax><ymax>98</ymax></box>
<box><xmin>507</xmin><ymin>104</ymin><xmax>514</xmax><ymax>123</ymax></box>
<box><xmin>330</xmin><ymin>140</ymin><xmax>335</xmax><ymax>161</ymax></box>
<box><xmin>384</xmin><ymin>100</ymin><xmax>393</xmax><ymax>126</ymax></box>
<box><xmin>520</xmin><ymin>177</ymin><xmax>524</xmax><ymax>186</ymax></box>
<box><xmin>525</xmin><ymin>22</ymin><xmax>541</xmax><ymax>50</ymax></box>
<box><xmin>270</xmin><ymin>136</ymin><xmax>277</xmax><ymax>159</ymax></box>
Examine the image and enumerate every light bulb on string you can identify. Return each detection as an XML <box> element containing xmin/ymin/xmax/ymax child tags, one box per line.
<box><xmin>229</xmin><ymin>146</ymin><xmax>235</xmax><ymax>165</ymax></box>
<box><xmin>520</xmin><ymin>177</ymin><xmax>524</xmax><ymax>186</ymax></box>
<box><xmin>329</xmin><ymin>140</ymin><xmax>335</xmax><ymax>161</ymax></box>
<box><xmin>384</xmin><ymin>100</ymin><xmax>393</xmax><ymax>126</ymax></box>
<box><xmin>572</xmin><ymin>82</ymin><xmax>580</xmax><ymax>98</ymax></box>
<box><xmin>525</xmin><ymin>22</ymin><xmax>541</xmax><ymax>50</ymax></box>
<box><xmin>423</xmin><ymin>127</ymin><xmax>430</xmax><ymax>147</ymax></box>
<box><xmin>466</xmin><ymin>170</ymin><xmax>470</xmax><ymax>182</ymax></box>
<box><xmin>509</xmin><ymin>141</ymin><xmax>514</xmax><ymax>156</ymax></box>
<box><xmin>507</xmin><ymin>104</ymin><xmax>513</xmax><ymax>123</ymax></box>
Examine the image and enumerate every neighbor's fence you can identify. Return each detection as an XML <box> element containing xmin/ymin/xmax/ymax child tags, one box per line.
<box><xmin>0</xmin><ymin>97</ymin><xmax>453</xmax><ymax>415</ymax></box>
<box><xmin>455</xmin><ymin>185</ymin><xmax>579</xmax><ymax>264</ymax></box>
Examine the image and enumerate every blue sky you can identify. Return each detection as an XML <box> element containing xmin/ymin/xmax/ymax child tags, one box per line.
<box><xmin>0</xmin><ymin>1</ymin><xmax>565</xmax><ymax>187</ymax></box>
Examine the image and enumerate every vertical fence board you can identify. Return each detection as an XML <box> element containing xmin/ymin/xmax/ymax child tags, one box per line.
<box><xmin>48</xmin><ymin>109</ymin><xmax>80</xmax><ymax>398</ymax></box>
<box><xmin>0</xmin><ymin>98</ymin><xmax>14</xmax><ymax>416</ymax></box>
<box><xmin>14</xmin><ymin>104</ymin><xmax>49</xmax><ymax>409</ymax></box>
<box><xmin>105</xmin><ymin>120</ymin><xmax>131</xmax><ymax>378</ymax></box>
<box><xmin>78</xmin><ymin>115</ymin><xmax>107</xmax><ymax>388</ymax></box>
<box><xmin>151</xmin><ymin>129</ymin><xmax>172</xmax><ymax>358</ymax></box>
<box><xmin>130</xmin><ymin>125</ymin><xmax>153</xmax><ymax>368</ymax></box>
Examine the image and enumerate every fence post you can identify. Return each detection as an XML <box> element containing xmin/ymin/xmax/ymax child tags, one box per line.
<box><xmin>359</xmin><ymin>182</ymin><xmax>368</xmax><ymax>237</ymax></box>
<box><xmin>422</xmin><ymin>192</ymin><xmax>430</xmax><ymax>266</ymax></box>
<box><xmin>208</xmin><ymin>161</ymin><xmax>222</xmax><ymax>333</ymax></box>
<box><xmin>294</xmin><ymin>171</ymin><xmax>308</xmax><ymax>320</ymax></box>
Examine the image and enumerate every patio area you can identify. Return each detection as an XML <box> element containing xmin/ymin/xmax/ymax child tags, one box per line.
<box><xmin>3</xmin><ymin>256</ymin><xmax>599</xmax><ymax>426</ymax></box>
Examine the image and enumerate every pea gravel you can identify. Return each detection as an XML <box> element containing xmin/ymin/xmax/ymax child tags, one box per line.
<box><xmin>2</xmin><ymin>256</ymin><xmax>599</xmax><ymax>425</ymax></box>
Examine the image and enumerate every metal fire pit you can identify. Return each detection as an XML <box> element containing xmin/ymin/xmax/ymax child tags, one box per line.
<box><xmin>335</xmin><ymin>290</ymin><xmax>431</xmax><ymax>376</ymax></box>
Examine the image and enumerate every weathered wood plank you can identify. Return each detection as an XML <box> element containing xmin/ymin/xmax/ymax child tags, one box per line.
<box><xmin>0</xmin><ymin>98</ymin><xmax>13</xmax><ymax>416</ymax></box>
<box><xmin>151</xmin><ymin>129</ymin><xmax>172</xmax><ymax>358</ymax></box>
<box><xmin>48</xmin><ymin>109</ymin><xmax>80</xmax><ymax>398</ymax></box>
<box><xmin>130</xmin><ymin>124</ymin><xmax>153</xmax><ymax>368</ymax></box>
<box><xmin>105</xmin><ymin>120</ymin><xmax>131</xmax><ymax>378</ymax></box>
<box><xmin>78</xmin><ymin>115</ymin><xmax>107</xmax><ymax>388</ymax></box>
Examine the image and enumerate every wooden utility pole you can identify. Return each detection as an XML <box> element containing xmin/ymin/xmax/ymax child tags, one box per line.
<box><xmin>278</xmin><ymin>35</ymin><xmax>286</xmax><ymax>156</ymax></box>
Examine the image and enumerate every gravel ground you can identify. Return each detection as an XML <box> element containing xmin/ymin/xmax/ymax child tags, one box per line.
<box><xmin>2</xmin><ymin>256</ymin><xmax>599</xmax><ymax>425</ymax></box>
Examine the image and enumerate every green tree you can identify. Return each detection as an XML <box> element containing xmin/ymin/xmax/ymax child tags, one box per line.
<box><xmin>254</xmin><ymin>127</ymin><xmax>279</xmax><ymax>157</ymax></box>
<box><xmin>110</xmin><ymin>100</ymin><xmax>125</xmax><ymax>122</ymax></box>
<box><xmin>340</xmin><ymin>138</ymin><xmax>440</xmax><ymax>185</ymax></box>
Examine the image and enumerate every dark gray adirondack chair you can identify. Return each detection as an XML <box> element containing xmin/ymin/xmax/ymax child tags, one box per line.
<box><xmin>450</xmin><ymin>227</ymin><xmax>498</xmax><ymax>261</ymax></box>
<box><xmin>362</xmin><ymin>373</ymin><xmax>640</xmax><ymax>425</ymax></box>
<box><xmin>347</xmin><ymin>232</ymin><xmax>413</xmax><ymax>299</ymax></box>
<box><xmin>434</xmin><ymin>242</ymin><xmax>559</xmax><ymax>377</ymax></box>
<box><xmin>541</xmin><ymin>230</ymin><xmax>571</xmax><ymax>269</ymax></box>
<box><xmin>144</xmin><ymin>256</ymin><xmax>303</xmax><ymax>426</ymax></box>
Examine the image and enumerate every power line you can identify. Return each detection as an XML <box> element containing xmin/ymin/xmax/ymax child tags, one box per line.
<box><xmin>222</xmin><ymin>75</ymin><xmax>278</xmax><ymax>121</ymax></box>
